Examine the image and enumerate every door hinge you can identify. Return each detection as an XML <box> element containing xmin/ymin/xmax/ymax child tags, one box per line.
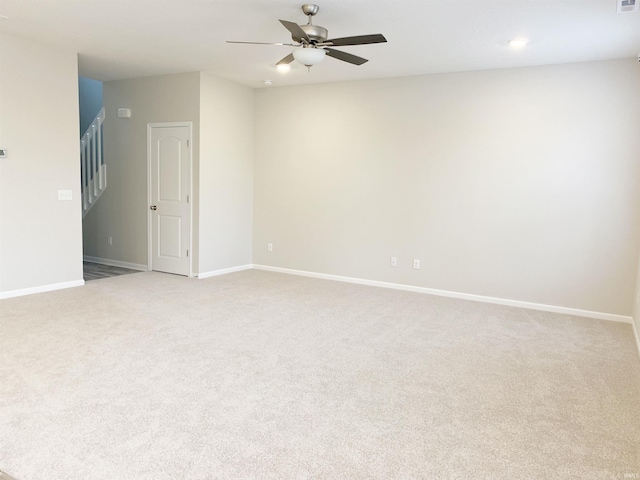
<box><xmin>187</xmin><ymin>139</ymin><xmax>190</xmax><ymax>147</ymax></box>
<box><xmin>186</xmin><ymin>249</ymin><xmax>189</xmax><ymax>257</ymax></box>
<box><xmin>187</xmin><ymin>195</ymin><xmax>189</xmax><ymax>203</ymax></box>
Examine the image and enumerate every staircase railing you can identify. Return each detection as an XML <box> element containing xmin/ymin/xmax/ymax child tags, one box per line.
<box><xmin>81</xmin><ymin>107</ymin><xmax>106</xmax><ymax>218</ymax></box>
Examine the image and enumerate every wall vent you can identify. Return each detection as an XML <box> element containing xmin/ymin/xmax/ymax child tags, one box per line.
<box><xmin>617</xmin><ymin>0</ymin><xmax>639</xmax><ymax>13</ymax></box>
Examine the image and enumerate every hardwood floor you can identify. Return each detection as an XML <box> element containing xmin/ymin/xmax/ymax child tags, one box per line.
<box><xmin>83</xmin><ymin>262</ymin><xmax>143</xmax><ymax>281</ymax></box>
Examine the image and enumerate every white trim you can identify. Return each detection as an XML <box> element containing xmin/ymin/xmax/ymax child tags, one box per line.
<box><xmin>83</xmin><ymin>255</ymin><xmax>148</xmax><ymax>271</ymax></box>
<box><xmin>252</xmin><ymin>265</ymin><xmax>632</xmax><ymax>324</ymax></box>
<box><xmin>632</xmin><ymin>318</ymin><xmax>640</xmax><ymax>361</ymax></box>
<box><xmin>147</xmin><ymin>122</ymin><xmax>193</xmax><ymax>277</ymax></box>
<box><xmin>197</xmin><ymin>264</ymin><xmax>253</xmax><ymax>279</ymax></box>
<box><xmin>0</xmin><ymin>280</ymin><xmax>84</xmax><ymax>300</ymax></box>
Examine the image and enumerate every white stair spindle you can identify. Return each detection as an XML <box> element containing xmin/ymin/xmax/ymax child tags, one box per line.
<box><xmin>89</xmin><ymin>136</ymin><xmax>95</xmax><ymax>205</ymax></box>
<box><xmin>97</xmin><ymin>121</ymin><xmax>104</xmax><ymax>189</ymax></box>
<box><xmin>92</xmin><ymin>123</ymin><xmax>98</xmax><ymax>199</ymax></box>
<box><xmin>85</xmin><ymin>138</ymin><xmax>91</xmax><ymax>204</ymax></box>
<box><xmin>81</xmin><ymin>138</ymin><xmax>88</xmax><ymax>211</ymax></box>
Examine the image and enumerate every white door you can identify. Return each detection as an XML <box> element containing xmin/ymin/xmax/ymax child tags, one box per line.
<box><xmin>148</xmin><ymin>124</ymin><xmax>191</xmax><ymax>276</ymax></box>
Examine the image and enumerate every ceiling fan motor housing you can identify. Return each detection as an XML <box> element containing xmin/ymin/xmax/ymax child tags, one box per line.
<box><xmin>294</xmin><ymin>24</ymin><xmax>328</xmax><ymax>44</ymax></box>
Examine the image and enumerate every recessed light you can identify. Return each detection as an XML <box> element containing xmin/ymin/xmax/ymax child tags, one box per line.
<box><xmin>263</xmin><ymin>80</ymin><xmax>272</xmax><ymax>86</ymax></box>
<box><xmin>509</xmin><ymin>38</ymin><xmax>529</xmax><ymax>48</ymax></box>
<box><xmin>277</xmin><ymin>64</ymin><xmax>290</xmax><ymax>73</ymax></box>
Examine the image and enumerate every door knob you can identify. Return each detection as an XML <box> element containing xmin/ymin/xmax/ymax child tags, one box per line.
<box><xmin>150</xmin><ymin>205</ymin><xmax>157</xmax><ymax>211</ymax></box>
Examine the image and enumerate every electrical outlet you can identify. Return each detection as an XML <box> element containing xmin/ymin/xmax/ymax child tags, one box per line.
<box><xmin>390</xmin><ymin>257</ymin><xmax>397</xmax><ymax>267</ymax></box>
<box><xmin>413</xmin><ymin>259</ymin><xmax>420</xmax><ymax>270</ymax></box>
<box><xmin>267</xmin><ymin>243</ymin><xmax>273</xmax><ymax>252</ymax></box>
<box><xmin>108</xmin><ymin>236</ymin><xmax>113</xmax><ymax>246</ymax></box>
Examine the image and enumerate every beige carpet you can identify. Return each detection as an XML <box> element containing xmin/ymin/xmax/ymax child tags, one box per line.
<box><xmin>0</xmin><ymin>270</ymin><xmax>639</xmax><ymax>479</ymax></box>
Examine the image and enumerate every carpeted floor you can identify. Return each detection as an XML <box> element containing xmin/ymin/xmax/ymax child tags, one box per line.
<box><xmin>0</xmin><ymin>270</ymin><xmax>639</xmax><ymax>479</ymax></box>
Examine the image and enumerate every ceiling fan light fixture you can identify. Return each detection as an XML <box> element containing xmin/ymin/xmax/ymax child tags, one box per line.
<box><xmin>293</xmin><ymin>47</ymin><xmax>326</xmax><ymax>66</ymax></box>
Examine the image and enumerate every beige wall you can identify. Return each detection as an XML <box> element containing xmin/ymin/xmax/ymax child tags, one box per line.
<box><xmin>83</xmin><ymin>72</ymin><xmax>200</xmax><ymax>267</ymax></box>
<box><xmin>0</xmin><ymin>33</ymin><xmax>83</xmax><ymax>293</ymax></box>
<box><xmin>253</xmin><ymin>59</ymin><xmax>640</xmax><ymax>316</ymax></box>
<box><xmin>198</xmin><ymin>73</ymin><xmax>254</xmax><ymax>274</ymax></box>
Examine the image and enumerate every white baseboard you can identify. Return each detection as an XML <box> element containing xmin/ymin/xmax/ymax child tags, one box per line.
<box><xmin>3</xmin><ymin>263</ymin><xmax>633</xmax><ymax>331</ymax></box>
<box><xmin>197</xmin><ymin>264</ymin><xmax>253</xmax><ymax>279</ymax></box>
<box><xmin>632</xmin><ymin>318</ymin><xmax>640</xmax><ymax>360</ymax></box>
<box><xmin>0</xmin><ymin>279</ymin><xmax>85</xmax><ymax>300</ymax></box>
<box><xmin>83</xmin><ymin>255</ymin><xmax>148</xmax><ymax>271</ymax></box>
<box><xmin>252</xmin><ymin>265</ymin><xmax>632</xmax><ymax>324</ymax></box>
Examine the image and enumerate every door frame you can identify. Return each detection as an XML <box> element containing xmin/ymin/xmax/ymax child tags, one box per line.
<box><xmin>147</xmin><ymin>121</ymin><xmax>194</xmax><ymax>277</ymax></box>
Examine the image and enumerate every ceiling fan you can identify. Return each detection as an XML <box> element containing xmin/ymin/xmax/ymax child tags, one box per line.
<box><xmin>227</xmin><ymin>4</ymin><xmax>387</xmax><ymax>69</ymax></box>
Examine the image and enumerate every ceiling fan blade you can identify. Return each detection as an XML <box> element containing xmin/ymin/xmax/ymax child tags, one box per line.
<box><xmin>276</xmin><ymin>53</ymin><xmax>295</xmax><ymax>66</ymax></box>
<box><xmin>323</xmin><ymin>34</ymin><xmax>387</xmax><ymax>47</ymax></box>
<box><xmin>227</xmin><ymin>41</ymin><xmax>298</xmax><ymax>46</ymax></box>
<box><xmin>279</xmin><ymin>19</ymin><xmax>310</xmax><ymax>43</ymax></box>
<box><xmin>324</xmin><ymin>48</ymin><xmax>368</xmax><ymax>66</ymax></box>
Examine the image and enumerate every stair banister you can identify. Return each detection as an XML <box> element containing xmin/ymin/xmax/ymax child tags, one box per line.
<box><xmin>81</xmin><ymin>107</ymin><xmax>106</xmax><ymax>218</ymax></box>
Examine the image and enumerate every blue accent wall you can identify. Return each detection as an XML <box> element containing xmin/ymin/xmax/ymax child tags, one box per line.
<box><xmin>79</xmin><ymin>77</ymin><xmax>103</xmax><ymax>134</ymax></box>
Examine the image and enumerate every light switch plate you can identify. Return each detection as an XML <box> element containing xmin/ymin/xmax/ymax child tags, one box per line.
<box><xmin>0</xmin><ymin>148</ymin><xmax>6</xmax><ymax>158</ymax></box>
<box><xmin>58</xmin><ymin>189</ymin><xmax>73</xmax><ymax>201</ymax></box>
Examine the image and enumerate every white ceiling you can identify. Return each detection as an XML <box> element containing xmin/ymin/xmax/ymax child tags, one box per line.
<box><xmin>1</xmin><ymin>0</ymin><xmax>639</xmax><ymax>88</ymax></box>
